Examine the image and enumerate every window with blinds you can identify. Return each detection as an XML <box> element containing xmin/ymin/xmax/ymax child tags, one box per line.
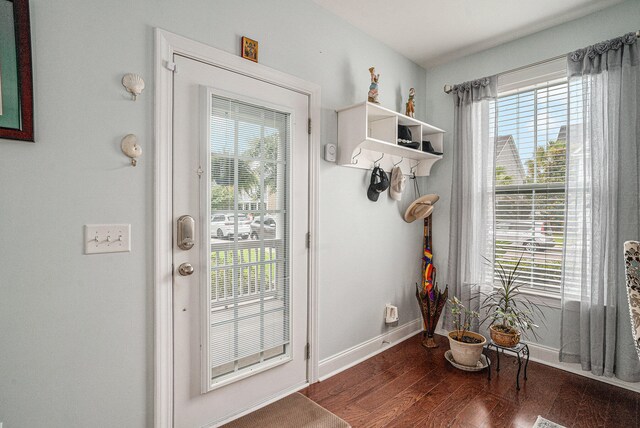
<box><xmin>207</xmin><ymin>95</ymin><xmax>290</xmax><ymax>388</ymax></box>
<box><xmin>492</xmin><ymin>59</ymin><xmax>569</xmax><ymax>295</ymax></box>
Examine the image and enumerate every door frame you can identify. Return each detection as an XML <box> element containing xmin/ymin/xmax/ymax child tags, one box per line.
<box><xmin>154</xmin><ymin>29</ymin><xmax>321</xmax><ymax>428</ymax></box>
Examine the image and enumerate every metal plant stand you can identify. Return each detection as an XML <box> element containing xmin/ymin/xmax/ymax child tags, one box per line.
<box><xmin>486</xmin><ymin>340</ymin><xmax>530</xmax><ymax>390</ymax></box>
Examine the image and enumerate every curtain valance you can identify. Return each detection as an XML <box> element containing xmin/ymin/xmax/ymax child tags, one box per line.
<box><xmin>568</xmin><ymin>32</ymin><xmax>638</xmax><ymax>76</ymax></box>
<box><xmin>449</xmin><ymin>76</ymin><xmax>497</xmax><ymax>105</ymax></box>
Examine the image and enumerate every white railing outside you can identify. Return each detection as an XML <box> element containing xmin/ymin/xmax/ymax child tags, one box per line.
<box><xmin>210</xmin><ymin>238</ymin><xmax>284</xmax><ymax>305</ymax></box>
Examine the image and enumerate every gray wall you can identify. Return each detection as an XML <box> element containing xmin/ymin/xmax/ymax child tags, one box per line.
<box><xmin>3</xmin><ymin>0</ymin><xmax>639</xmax><ymax>426</ymax></box>
<box><xmin>425</xmin><ymin>0</ymin><xmax>640</xmax><ymax>349</ymax></box>
<box><xmin>0</xmin><ymin>1</ymin><xmax>426</xmax><ymax>426</ymax></box>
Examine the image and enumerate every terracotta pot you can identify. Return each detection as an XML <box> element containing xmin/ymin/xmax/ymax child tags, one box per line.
<box><xmin>447</xmin><ymin>331</ymin><xmax>487</xmax><ymax>367</ymax></box>
<box><xmin>489</xmin><ymin>325</ymin><xmax>521</xmax><ymax>347</ymax></box>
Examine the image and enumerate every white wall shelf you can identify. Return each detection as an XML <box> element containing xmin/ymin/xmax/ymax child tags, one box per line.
<box><xmin>336</xmin><ymin>101</ymin><xmax>445</xmax><ymax>176</ymax></box>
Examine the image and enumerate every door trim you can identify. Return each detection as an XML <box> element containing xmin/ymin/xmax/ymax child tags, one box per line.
<box><xmin>154</xmin><ymin>28</ymin><xmax>321</xmax><ymax>428</ymax></box>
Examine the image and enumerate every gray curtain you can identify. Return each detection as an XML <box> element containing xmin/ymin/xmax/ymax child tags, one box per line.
<box><xmin>443</xmin><ymin>77</ymin><xmax>497</xmax><ymax>330</ymax></box>
<box><xmin>560</xmin><ymin>32</ymin><xmax>640</xmax><ymax>381</ymax></box>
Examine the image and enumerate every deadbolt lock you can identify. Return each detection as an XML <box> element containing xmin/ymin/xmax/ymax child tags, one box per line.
<box><xmin>177</xmin><ymin>215</ymin><xmax>195</xmax><ymax>250</ymax></box>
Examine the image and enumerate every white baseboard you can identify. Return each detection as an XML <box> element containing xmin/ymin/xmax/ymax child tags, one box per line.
<box><xmin>435</xmin><ymin>327</ymin><xmax>640</xmax><ymax>393</ymax></box>
<box><xmin>318</xmin><ymin>318</ymin><xmax>422</xmax><ymax>381</ymax></box>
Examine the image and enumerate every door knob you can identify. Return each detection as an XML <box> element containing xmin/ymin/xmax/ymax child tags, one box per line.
<box><xmin>178</xmin><ymin>262</ymin><xmax>194</xmax><ymax>276</ymax></box>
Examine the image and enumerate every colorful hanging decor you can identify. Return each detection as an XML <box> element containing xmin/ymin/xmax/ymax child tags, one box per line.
<box><xmin>415</xmin><ymin>215</ymin><xmax>448</xmax><ymax>348</ymax></box>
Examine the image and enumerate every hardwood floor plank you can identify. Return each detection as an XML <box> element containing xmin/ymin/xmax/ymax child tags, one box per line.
<box><xmin>307</xmin><ymin>344</ymin><xmax>411</xmax><ymax>403</ymax></box>
<box><xmin>318</xmin><ymin>351</ymin><xmax>433</xmax><ymax>413</ymax></box>
<box><xmin>350</xmin><ymin>375</ymin><xmax>438</xmax><ymax>428</ymax></box>
<box><xmin>384</xmin><ymin>378</ymin><xmax>459</xmax><ymax>428</ymax></box>
<box><xmin>316</xmin><ymin>367</ymin><xmax>398</xmax><ymax>410</ymax></box>
<box><xmin>571</xmin><ymin>377</ymin><xmax>613</xmax><ymax>428</ymax></box>
<box><xmin>545</xmin><ymin>374</ymin><xmax>588</xmax><ymax>427</ymax></box>
<box><xmin>333</xmin><ymin>403</ymin><xmax>371</xmax><ymax>426</ymax></box>
<box><xmin>412</xmin><ymin>383</ymin><xmax>485</xmax><ymax>427</ymax></box>
<box><xmin>303</xmin><ymin>333</ymin><xmax>639</xmax><ymax>428</ymax></box>
<box><xmin>475</xmin><ymin>393</ymin><xmax>520</xmax><ymax>428</ymax></box>
<box><xmin>455</xmin><ymin>392</ymin><xmax>502</xmax><ymax>427</ymax></box>
<box><xmin>355</xmin><ymin>360</ymin><xmax>434</xmax><ymax>412</ymax></box>
<box><xmin>604</xmin><ymin>383</ymin><xmax>637</xmax><ymax>427</ymax></box>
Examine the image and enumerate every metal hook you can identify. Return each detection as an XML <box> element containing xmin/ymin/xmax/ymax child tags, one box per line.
<box><xmin>410</xmin><ymin>162</ymin><xmax>417</xmax><ymax>176</ymax></box>
<box><xmin>393</xmin><ymin>157</ymin><xmax>404</xmax><ymax>167</ymax></box>
<box><xmin>351</xmin><ymin>148</ymin><xmax>362</xmax><ymax>164</ymax></box>
<box><xmin>373</xmin><ymin>153</ymin><xmax>385</xmax><ymax>166</ymax></box>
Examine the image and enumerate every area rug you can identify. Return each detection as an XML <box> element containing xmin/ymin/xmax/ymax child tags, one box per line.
<box><xmin>532</xmin><ymin>416</ymin><xmax>566</xmax><ymax>428</ymax></box>
<box><xmin>222</xmin><ymin>392</ymin><xmax>351</xmax><ymax>428</ymax></box>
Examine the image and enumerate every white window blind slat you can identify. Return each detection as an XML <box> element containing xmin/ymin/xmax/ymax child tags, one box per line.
<box><xmin>493</xmin><ymin>65</ymin><xmax>569</xmax><ymax>295</ymax></box>
<box><xmin>208</xmin><ymin>95</ymin><xmax>291</xmax><ymax>385</ymax></box>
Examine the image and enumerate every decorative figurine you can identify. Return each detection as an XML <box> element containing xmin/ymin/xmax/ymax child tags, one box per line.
<box><xmin>368</xmin><ymin>67</ymin><xmax>380</xmax><ymax>104</ymax></box>
<box><xmin>405</xmin><ymin>87</ymin><xmax>415</xmax><ymax>117</ymax></box>
<box><xmin>416</xmin><ymin>215</ymin><xmax>448</xmax><ymax>348</ymax></box>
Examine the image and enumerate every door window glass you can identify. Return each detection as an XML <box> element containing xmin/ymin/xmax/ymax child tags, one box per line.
<box><xmin>207</xmin><ymin>95</ymin><xmax>290</xmax><ymax>388</ymax></box>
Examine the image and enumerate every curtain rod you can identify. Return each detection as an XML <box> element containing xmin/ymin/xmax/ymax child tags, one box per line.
<box><xmin>443</xmin><ymin>30</ymin><xmax>640</xmax><ymax>94</ymax></box>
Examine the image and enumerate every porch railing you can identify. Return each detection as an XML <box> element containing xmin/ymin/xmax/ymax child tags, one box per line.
<box><xmin>210</xmin><ymin>238</ymin><xmax>284</xmax><ymax>306</ymax></box>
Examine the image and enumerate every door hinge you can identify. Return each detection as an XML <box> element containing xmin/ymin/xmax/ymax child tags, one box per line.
<box><xmin>305</xmin><ymin>343</ymin><xmax>310</xmax><ymax>360</ymax></box>
<box><xmin>164</xmin><ymin>61</ymin><xmax>177</xmax><ymax>73</ymax></box>
<box><xmin>305</xmin><ymin>232</ymin><xmax>310</xmax><ymax>248</ymax></box>
<box><xmin>308</xmin><ymin>118</ymin><xmax>311</xmax><ymax>135</ymax></box>
<box><xmin>196</xmin><ymin>166</ymin><xmax>204</xmax><ymax>178</ymax></box>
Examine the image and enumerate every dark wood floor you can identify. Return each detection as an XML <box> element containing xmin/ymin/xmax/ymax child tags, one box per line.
<box><xmin>302</xmin><ymin>333</ymin><xmax>639</xmax><ymax>428</ymax></box>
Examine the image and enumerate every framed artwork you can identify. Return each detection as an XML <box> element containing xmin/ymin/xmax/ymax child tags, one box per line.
<box><xmin>0</xmin><ymin>0</ymin><xmax>34</xmax><ymax>142</ymax></box>
<box><xmin>241</xmin><ymin>36</ymin><xmax>258</xmax><ymax>63</ymax></box>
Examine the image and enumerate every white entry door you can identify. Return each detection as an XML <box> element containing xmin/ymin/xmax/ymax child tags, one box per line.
<box><xmin>172</xmin><ymin>53</ymin><xmax>310</xmax><ymax>427</ymax></box>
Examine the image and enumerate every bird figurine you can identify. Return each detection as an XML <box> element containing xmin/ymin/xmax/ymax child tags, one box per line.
<box><xmin>406</xmin><ymin>87</ymin><xmax>415</xmax><ymax>117</ymax></box>
<box><xmin>368</xmin><ymin>67</ymin><xmax>380</xmax><ymax>104</ymax></box>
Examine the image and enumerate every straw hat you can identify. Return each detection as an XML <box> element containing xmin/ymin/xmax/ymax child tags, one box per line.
<box><xmin>404</xmin><ymin>194</ymin><xmax>440</xmax><ymax>223</ymax></box>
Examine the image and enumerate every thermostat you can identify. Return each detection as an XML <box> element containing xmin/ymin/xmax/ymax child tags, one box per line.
<box><xmin>324</xmin><ymin>143</ymin><xmax>337</xmax><ymax>162</ymax></box>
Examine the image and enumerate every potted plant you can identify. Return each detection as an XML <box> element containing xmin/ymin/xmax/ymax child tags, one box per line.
<box><xmin>447</xmin><ymin>296</ymin><xmax>486</xmax><ymax>366</ymax></box>
<box><xmin>481</xmin><ymin>255</ymin><xmax>544</xmax><ymax>347</ymax></box>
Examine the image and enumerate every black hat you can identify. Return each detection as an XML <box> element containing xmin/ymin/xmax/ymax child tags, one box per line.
<box><xmin>398</xmin><ymin>141</ymin><xmax>421</xmax><ymax>149</ymax></box>
<box><xmin>397</xmin><ymin>125</ymin><xmax>413</xmax><ymax>143</ymax></box>
<box><xmin>422</xmin><ymin>140</ymin><xmax>443</xmax><ymax>155</ymax></box>
<box><xmin>367</xmin><ymin>166</ymin><xmax>390</xmax><ymax>202</ymax></box>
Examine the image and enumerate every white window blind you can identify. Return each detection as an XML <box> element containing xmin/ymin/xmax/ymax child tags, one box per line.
<box><xmin>493</xmin><ymin>59</ymin><xmax>569</xmax><ymax>295</ymax></box>
<box><xmin>207</xmin><ymin>95</ymin><xmax>290</xmax><ymax>387</ymax></box>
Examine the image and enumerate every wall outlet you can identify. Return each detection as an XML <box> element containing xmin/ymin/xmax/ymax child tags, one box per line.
<box><xmin>385</xmin><ymin>303</ymin><xmax>398</xmax><ymax>324</ymax></box>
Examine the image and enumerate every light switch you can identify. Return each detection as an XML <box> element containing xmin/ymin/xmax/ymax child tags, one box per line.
<box><xmin>85</xmin><ymin>224</ymin><xmax>131</xmax><ymax>254</ymax></box>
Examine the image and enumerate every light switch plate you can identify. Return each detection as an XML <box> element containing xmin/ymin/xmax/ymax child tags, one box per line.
<box><xmin>85</xmin><ymin>224</ymin><xmax>131</xmax><ymax>254</ymax></box>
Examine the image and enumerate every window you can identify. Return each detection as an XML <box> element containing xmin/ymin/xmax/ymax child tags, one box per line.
<box><xmin>207</xmin><ymin>95</ymin><xmax>291</xmax><ymax>387</ymax></box>
<box><xmin>492</xmin><ymin>59</ymin><xmax>569</xmax><ymax>295</ymax></box>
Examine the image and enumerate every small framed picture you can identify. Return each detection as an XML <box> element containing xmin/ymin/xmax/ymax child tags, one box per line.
<box><xmin>1</xmin><ymin>0</ymin><xmax>34</xmax><ymax>142</ymax></box>
<box><xmin>241</xmin><ymin>36</ymin><xmax>258</xmax><ymax>63</ymax></box>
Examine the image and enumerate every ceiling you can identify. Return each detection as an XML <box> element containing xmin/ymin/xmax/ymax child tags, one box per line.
<box><xmin>312</xmin><ymin>0</ymin><xmax>625</xmax><ymax>69</ymax></box>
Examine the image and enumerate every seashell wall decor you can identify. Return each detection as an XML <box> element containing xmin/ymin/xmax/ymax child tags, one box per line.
<box><xmin>121</xmin><ymin>134</ymin><xmax>142</xmax><ymax>166</ymax></box>
<box><xmin>122</xmin><ymin>73</ymin><xmax>145</xmax><ymax>100</ymax></box>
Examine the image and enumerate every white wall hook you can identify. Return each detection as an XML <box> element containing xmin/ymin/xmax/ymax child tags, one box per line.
<box><xmin>122</xmin><ymin>73</ymin><xmax>145</xmax><ymax>100</ymax></box>
<box><xmin>121</xmin><ymin>134</ymin><xmax>142</xmax><ymax>166</ymax></box>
